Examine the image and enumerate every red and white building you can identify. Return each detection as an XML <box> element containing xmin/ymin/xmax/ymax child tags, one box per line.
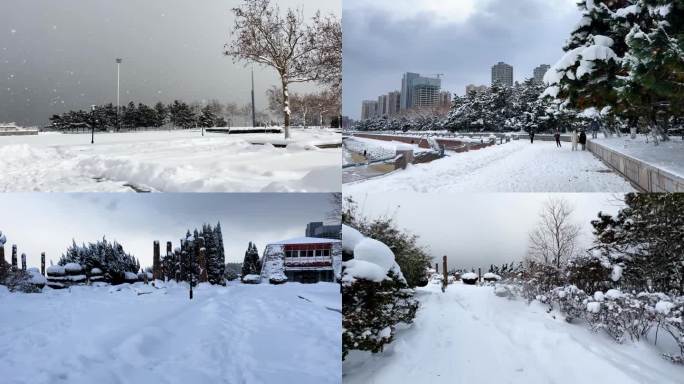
<box><xmin>260</xmin><ymin>237</ymin><xmax>342</xmax><ymax>284</ymax></box>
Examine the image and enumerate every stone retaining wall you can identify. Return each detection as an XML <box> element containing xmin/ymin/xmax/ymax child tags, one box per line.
<box><xmin>587</xmin><ymin>140</ymin><xmax>684</xmax><ymax>192</ymax></box>
<box><xmin>353</xmin><ymin>133</ymin><xmax>493</xmax><ymax>151</ymax></box>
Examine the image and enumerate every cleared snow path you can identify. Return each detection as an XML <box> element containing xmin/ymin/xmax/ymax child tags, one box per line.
<box><xmin>344</xmin><ymin>140</ymin><xmax>635</xmax><ymax>192</ymax></box>
<box><xmin>0</xmin><ymin>282</ymin><xmax>341</xmax><ymax>384</ymax></box>
<box><xmin>0</xmin><ymin>129</ymin><xmax>341</xmax><ymax>192</ymax></box>
<box><xmin>343</xmin><ymin>284</ymin><xmax>681</xmax><ymax>384</ymax></box>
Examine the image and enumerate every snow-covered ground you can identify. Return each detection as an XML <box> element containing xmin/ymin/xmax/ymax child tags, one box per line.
<box><xmin>0</xmin><ymin>281</ymin><xmax>341</xmax><ymax>384</ymax></box>
<box><xmin>594</xmin><ymin>136</ymin><xmax>684</xmax><ymax>177</ymax></box>
<box><xmin>344</xmin><ymin>139</ymin><xmax>635</xmax><ymax>192</ymax></box>
<box><xmin>343</xmin><ymin>283</ymin><xmax>682</xmax><ymax>384</ymax></box>
<box><xmin>344</xmin><ymin>137</ymin><xmax>422</xmax><ymax>162</ymax></box>
<box><xmin>0</xmin><ymin>128</ymin><xmax>341</xmax><ymax>192</ymax></box>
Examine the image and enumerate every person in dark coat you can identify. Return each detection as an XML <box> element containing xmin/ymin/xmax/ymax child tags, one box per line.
<box><xmin>554</xmin><ymin>130</ymin><xmax>561</xmax><ymax>147</ymax></box>
<box><xmin>579</xmin><ymin>130</ymin><xmax>587</xmax><ymax>150</ymax></box>
<box><xmin>529</xmin><ymin>129</ymin><xmax>535</xmax><ymax>144</ymax></box>
<box><xmin>590</xmin><ymin>118</ymin><xmax>600</xmax><ymax>139</ymax></box>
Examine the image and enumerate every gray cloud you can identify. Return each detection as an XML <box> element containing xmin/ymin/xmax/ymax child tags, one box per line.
<box><xmin>0</xmin><ymin>193</ymin><xmax>338</xmax><ymax>268</ymax></box>
<box><xmin>342</xmin><ymin>0</ymin><xmax>581</xmax><ymax>118</ymax></box>
<box><xmin>0</xmin><ymin>0</ymin><xmax>339</xmax><ymax>126</ymax></box>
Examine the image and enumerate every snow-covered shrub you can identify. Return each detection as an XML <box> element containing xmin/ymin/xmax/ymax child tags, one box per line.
<box><xmin>2</xmin><ymin>268</ymin><xmax>42</xmax><ymax>293</ymax></box>
<box><xmin>461</xmin><ymin>272</ymin><xmax>479</xmax><ymax>285</ymax></box>
<box><xmin>59</xmin><ymin>238</ymin><xmax>139</xmax><ymax>284</ymax></box>
<box><xmin>521</xmin><ymin>262</ymin><xmax>564</xmax><ymax>303</ymax></box>
<box><xmin>483</xmin><ymin>272</ymin><xmax>501</xmax><ymax>282</ymax></box>
<box><xmin>342</xmin><ymin>225</ymin><xmax>418</xmax><ymax>360</ymax></box>
<box><xmin>657</xmin><ymin>298</ymin><xmax>684</xmax><ymax>364</ymax></box>
<box><xmin>242</xmin><ymin>274</ymin><xmax>261</xmax><ymax>284</ymax></box>
<box><xmin>550</xmin><ymin>285</ymin><xmax>588</xmax><ymax>323</ymax></box>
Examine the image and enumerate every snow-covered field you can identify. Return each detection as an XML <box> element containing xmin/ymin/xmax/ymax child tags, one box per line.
<box><xmin>343</xmin><ymin>283</ymin><xmax>682</xmax><ymax>384</ymax></box>
<box><xmin>0</xmin><ymin>128</ymin><xmax>341</xmax><ymax>192</ymax></box>
<box><xmin>594</xmin><ymin>136</ymin><xmax>684</xmax><ymax>177</ymax></box>
<box><xmin>0</xmin><ymin>281</ymin><xmax>341</xmax><ymax>384</ymax></box>
<box><xmin>344</xmin><ymin>139</ymin><xmax>635</xmax><ymax>192</ymax></box>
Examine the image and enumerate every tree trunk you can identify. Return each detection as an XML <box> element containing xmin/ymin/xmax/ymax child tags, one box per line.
<box><xmin>281</xmin><ymin>78</ymin><xmax>291</xmax><ymax>139</ymax></box>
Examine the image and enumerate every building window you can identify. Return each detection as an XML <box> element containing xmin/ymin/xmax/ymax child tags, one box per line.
<box><xmin>315</xmin><ymin>249</ymin><xmax>322</xmax><ymax>257</ymax></box>
<box><xmin>307</xmin><ymin>250</ymin><xmax>314</xmax><ymax>257</ymax></box>
<box><xmin>323</xmin><ymin>249</ymin><xmax>330</xmax><ymax>256</ymax></box>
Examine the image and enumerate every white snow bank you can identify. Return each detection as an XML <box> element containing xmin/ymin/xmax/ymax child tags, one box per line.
<box><xmin>462</xmin><ymin>272</ymin><xmax>478</xmax><ymax>280</ymax></box>
<box><xmin>242</xmin><ymin>274</ymin><xmax>261</xmax><ymax>283</ymax></box>
<box><xmin>124</xmin><ymin>272</ymin><xmax>138</xmax><ymax>281</ymax></box>
<box><xmin>27</xmin><ymin>268</ymin><xmax>46</xmax><ymax>285</ymax></box>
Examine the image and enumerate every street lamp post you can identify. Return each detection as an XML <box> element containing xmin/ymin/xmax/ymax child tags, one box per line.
<box><xmin>251</xmin><ymin>68</ymin><xmax>257</xmax><ymax>128</ymax></box>
<box><xmin>90</xmin><ymin>105</ymin><xmax>96</xmax><ymax>144</ymax></box>
<box><xmin>116</xmin><ymin>58</ymin><xmax>122</xmax><ymax>131</ymax></box>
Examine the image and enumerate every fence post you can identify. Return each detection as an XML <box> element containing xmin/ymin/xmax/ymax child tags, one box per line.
<box><xmin>435</xmin><ymin>262</ymin><xmax>439</xmax><ymax>274</ymax></box>
<box><xmin>441</xmin><ymin>255</ymin><xmax>448</xmax><ymax>292</ymax></box>
<box><xmin>41</xmin><ymin>252</ymin><xmax>45</xmax><ymax>276</ymax></box>
<box><xmin>478</xmin><ymin>267</ymin><xmax>482</xmax><ymax>284</ymax></box>
<box><xmin>153</xmin><ymin>241</ymin><xmax>160</xmax><ymax>283</ymax></box>
<box><xmin>11</xmin><ymin>245</ymin><xmax>17</xmax><ymax>270</ymax></box>
<box><xmin>21</xmin><ymin>253</ymin><xmax>26</xmax><ymax>271</ymax></box>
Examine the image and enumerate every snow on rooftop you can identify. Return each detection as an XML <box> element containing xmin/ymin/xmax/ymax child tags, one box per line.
<box><xmin>269</xmin><ymin>236</ymin><xmax>341</xmax><ymax>245</ymax></box>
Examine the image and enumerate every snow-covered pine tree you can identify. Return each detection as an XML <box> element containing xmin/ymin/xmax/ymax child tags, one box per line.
<box><xmin>544</xmin><ymin>1</ymin><xmax>632</xmax><ymax>114</ymax></box>
<box><xmin>214</xmin><ymin>222</ymin><xmax>226</xmax><ymax>285</ymax></box>
<box><xmin>240</xmin><ymin>242</ymin><xmax>261</xmax><ymax>278</ymax></box>
<box><xmin>590</xmin><ymin>193</ymin><xmax>684</xmax><ymax>294</ymax></box>
<box><xmin>620</xmin><ymin>0</ymin><xmax>684</xmax><ymax>142</ymax></box>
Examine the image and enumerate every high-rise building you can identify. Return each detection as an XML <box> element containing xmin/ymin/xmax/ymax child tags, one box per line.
<box><xmin>439</xmin><ymin>91</ymin><xmax>452</xmax><ymax>107</ymax></box>
<box><xmin>533</xmin><ymin>64</ymin><xmax>551</xmax><ymax>84</ymax></box>
<box><xmin>388</xmin><ymin>91</ymin><xmax>401</xmax><ymax>116</ymax></box>
<box><xmin>465</xmin><ymin>84</ymin><xmax>488</xmax><ymax>94</ymax></box>
<box><xmin>491</xmin><ymin>62</ymin><xmax>514</xmax><ymax>87</ymax></box>
<box><xmin>361</xmin><ymin>100</ymin><xmax>378</xmax><ymax>120</ymax></box>
<box><xmin>377</xmin><ymin>95</ymin><xmax>388</xmax><ymax>117</ymax></box>
<box><xmin>401</xmin><ymin>72</ymin><xmax>442</xmax><ymax>110</ymax></box>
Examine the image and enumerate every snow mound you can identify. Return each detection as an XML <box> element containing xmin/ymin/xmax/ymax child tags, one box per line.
<box><xmin>353</xmin><ymin>238</ymin><xmax>395</xmax><ymax>273</ymax></box>
<box><xmin>594</xmin><ymin>291</ymin><xmax>605</xmax><ymax>302</ymax></box>
<box><xmin>124</xmin><ymin>272</ymin><xmax>138</xmax><ymax>282</ymax></box>
<box><xmin>342</xmin><ymin>225</ymin><xmax>364</xmax><ymax>253</ymax></box>
<box><xmin>46</xmin><ymin>265</ymin><xmax>65</xmax><ymax>276</ymax></box>
<box><xmin>242</xmin><ymin>274</ymin><xmax>261</xmax><ymax>284</ymax></box>
<box><xmin>605</xmin><ymin>289</ymin><xmax>623</xmax><ymax>300</ymax></box>
<box><xmin>342</xmin><ymin>259</ymin><xmax>389</xmax><ymax>283</ymax></box>
<box><xmin>64</xmin><ymin>263</ymin><xmax>83</xmax><ymax>273</ymax></box>
<box><xmin>655</xmin><ymin>301</ymin><xmax>674</xmax><ymax>315</ymax></box>
<box><xmin>91</xmin><ymin>268</ymin><xmax>103</xmax><ymax>274</ymax></box>
<box><xmin>28</xmin><ymin>268</ymin><xmax>46</xmax><ymax>285</ymax></box>
<box><xmin>587</xmin><ymin>302</ymin><xmax>601</xmax><ymax>313</ymax></box>
<box><xmin>483</xmin><ymin>272</ymin><xmax>501</xmax><ymax>281</ymax></box>
<box><xmin>462</xmin><ymin>272</ymin><xmax>478</xmax><ymax>280</ymax></box>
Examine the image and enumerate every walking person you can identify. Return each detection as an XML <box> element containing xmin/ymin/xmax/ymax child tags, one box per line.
<box><xmin>591</xmin><ymin>118</ymin><xmax>600</xmax><ymax>139</ymax></box>
<box><xmin>579</xmin><ymin>130</ymin><xmax>587</xmax><ymax>151</ymax></box>
<box><xmin>571</xmin><ymin>129</ymin><xmax>579</xmax><ymax>151</ymax></box>
<box><xmin>554</xmin><ymin>130</ymin><xmax>562</xmax><ymax>148</ymax></box>
<box><xmin>529</xmin><ymin>128</ymin><xmax>535</xmax><ymax>144</ymax></box>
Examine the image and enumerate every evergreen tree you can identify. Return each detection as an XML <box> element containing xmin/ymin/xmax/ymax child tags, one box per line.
<box><xmin>59</xmin><ymin>237</ymin><xmax>138</xmax><ymax>284</ymax></box>
<box><xmin>154</xmin><ymin>102</ymin><xmax>168</xmax><ymax>127</ymax></box>
<box><xmin>241</xmin><ymin>242</ymin><xmax>261</xmax><ymax>278</ymax></box>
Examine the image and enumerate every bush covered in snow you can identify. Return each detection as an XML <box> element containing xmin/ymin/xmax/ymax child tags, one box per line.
<box><xmin>342</xmin><ymin>197</ymin><xmax>431</xmax><ymax>288</ymax></box>
<box><xmin>341</xmin><ymin>225</ymin><xmax>418</xmax><ymax>360</ymax></box>
<box><xmin>59</xmin><ymin>238</ymin><xmax>140</xmax><ymax>284</ymax></box>
<box><xmin>461</xmin><ymin>272</ymin><xmax>479</xmax><ymax>285</ymax></box>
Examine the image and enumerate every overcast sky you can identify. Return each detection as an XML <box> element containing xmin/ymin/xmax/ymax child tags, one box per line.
<box><xmin>347</xmin><ymin>192</ymin><xmax>625</xmax><ymax>271</ymax></box>
<box><xmin>0</xmin><ymin>0</ymin><xmax>339</xmax><ymax>126</ymax></box>
<box><xmin>0</xmin><ymin>193</ymin><xmax>338</xmax><ymax>269</ymax></box>
<box><xmin>342</xmin><ymin>0</ymin><xmax>581</xmax><ymax>118</ymax></box>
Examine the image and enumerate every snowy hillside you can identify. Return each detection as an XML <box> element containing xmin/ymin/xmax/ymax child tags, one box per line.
<box><xmin>0</xmin><ymin>282</ymin><xmax>341</xmax><ymax>384</ymax></box>
<box><xmin>343</xmin><ymin>283</ymin><xmax>682</xmax><ymax>384</ymax></box>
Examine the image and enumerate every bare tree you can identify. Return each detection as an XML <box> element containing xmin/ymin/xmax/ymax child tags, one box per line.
<box><xmin>527</xmin><ymin>198</ymin><xmax>581</xmax><ymax>268</ymax></box>
<box><xmin>225</xmin><ymin>0</ymin><xmax>340</xmax><ymax>139</ymax></box>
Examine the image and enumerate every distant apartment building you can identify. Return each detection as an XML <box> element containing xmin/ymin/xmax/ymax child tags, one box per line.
<box><xmin>377</xmin><ymin>94</ymin><xmax>389</xmax><ymax>118</ymax></box>
<box><xmin>465</xmin><ymin>84</ymin><xmax>488</xmax><ymax>94</ymax></box>
<box><xmin>306</xmin><ymin>222</ymin><xmax>342</xmax><ymax>240</ymax></box>
<box><xmin>401</xmin><ymin>72</ymin><xmax>442</xmax><ymax>110</ymax></box>
<box><xmin>361</xmin><ymin>100</ymin><xmax>378</xmax><ymax>120</ymax></box>
<box><xmin>439</xmin><ymin>91</ymin><xmax>452</xmax><ymax>107</ymax></box>
<box><xmin>388</xmin><ymin>91</ymin><xmax>401</xmax><ymax>116</ymax></box>
<box><xmin>533</xmin><ymin>64</ymin><xmax>551</xmax><ymax>84</ymax></box>
<box><xmin>491</xmin><ymin>62</ymin><xmax>514</xmax><ymax>87</ymax></box>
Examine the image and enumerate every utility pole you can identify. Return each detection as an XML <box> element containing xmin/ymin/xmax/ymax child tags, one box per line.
<box><xmin>251</xmin><ymin>67</ymin><xmax>257</xmax><ymax>128</ymax></box>
<box><xmin>442</xmin><ymin>255</ymin><xmax>448</xmax><ymax>293</ymax></box>
<box><xmin>116</xmin><ymin>58</ymin><xmax>122</xmax><ymax>132</ymax></box>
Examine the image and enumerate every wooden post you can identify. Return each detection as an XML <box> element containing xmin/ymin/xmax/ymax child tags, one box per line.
<box><xmin>435</xmin><ymin>262</ymin><xmax>439</xmax><ymax>274</ymax></box>
<box><xmin>152</xmin><ymin>241</ymin><xmax>161</xmax><ymax>281</ymax></box>
<box><xmin>41</xmin><ymin>252</ymin><xmax>45</xmax><ymax>276</ymax></box>
<box><xmin>165</xmin><ymin>241</ymin><xmax>172</xmax><ymax>282</ymax></box>
<box><xmin>189</xmin><ymin>240</ymin><xmax>194</xmax><ymax>300</ymax></box>
<box><xmin>0</xmin><ymin>246</ymin><xmax>4</xmax><ymax>275</ymax></box>
<box><xmin>11</xmin><ymin>245</ymin><xmax>17</xmax><ymax>270</ymax></box>
<box><xmin>478</xmin><ymin>267</ymin><xmax>482</xmax><ymax>283</ymax></box>
<box><xmin>21</xmin><ymin>253</ymin><xmax>26</xmax><ymax>271</ymax></box>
